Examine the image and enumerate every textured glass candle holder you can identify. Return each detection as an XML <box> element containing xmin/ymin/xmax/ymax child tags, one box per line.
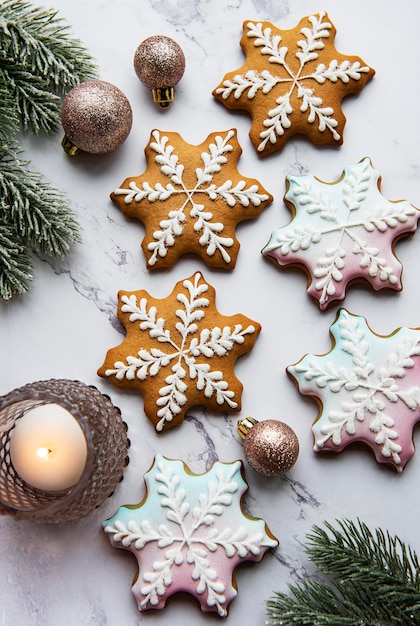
<box><xmin>0</xmin><ymin>379</ymin><xmax>129</xmax><ymax>523</ymax></box>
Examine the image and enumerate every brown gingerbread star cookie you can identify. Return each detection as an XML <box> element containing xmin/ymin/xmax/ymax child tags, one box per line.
<box><xmin>213</xmin><ymin>13</ymin><xmax>375</xmax><ymax>156</ymax></box>
<box><xmin>97</xmin><ymin>272</ymin><xmax>261</xmax><ymax>432</ymax></box>
<box><xmin>111</xmin><ymin>129</ymin><xmax>272</xmax><ymax>269</ymax></box>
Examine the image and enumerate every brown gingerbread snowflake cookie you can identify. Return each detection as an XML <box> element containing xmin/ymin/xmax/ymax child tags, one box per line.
<box><xmin>97</xmin><ymin>272</ymin><xmax>261</xmax><ymax>432</ymax></box>
<box><xmin>213</xmin><ymin>12</ymin><xmax>375</xmax><ymax>156</ymax></box>
<box><xmin>111</xmin><ymin>129</ymin><xmax>272</xmax><ymax>269</ymax></box>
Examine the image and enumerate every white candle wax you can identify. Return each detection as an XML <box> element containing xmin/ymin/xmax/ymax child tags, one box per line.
<box><xmin>9</xmin><ymin>403</ymin><xmax>88</xmax><ymax>492</ymax></box>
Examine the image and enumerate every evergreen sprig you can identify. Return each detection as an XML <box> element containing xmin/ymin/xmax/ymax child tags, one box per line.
<box><xmin>0</xmin><ymin>0</ymin><xmax>98</xmax><ymax>300</ymax></box>
<box><xmin>266</xmin><ymin>519</ymin><xmax>420</xmax><ymax>626</ymax></box>
<box><xmin>0</xmin><ymin>0</ymin><xmax>97</xmax><ymax>133</ymax></box>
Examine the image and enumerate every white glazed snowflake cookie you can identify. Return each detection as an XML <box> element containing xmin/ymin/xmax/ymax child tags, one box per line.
<box><xmin>213</xmin><ymin>13</ymin><xmax>375</xmax><ymax>156</ymax></box>
<box><xmin>263</xmin><ymin>158</ymin><xmax>420</xmax><ymax>310</ymax></box>
<box><xmin>288</xmin><ymin>309</ymin><xmax>420</xmax><ymax>471</ymax></box>
<box><xmin>103</xmin><ymin>455</ymin><xmax>278</xmax><ymax>617</ymax></box>
<box><xmin>111</xmin><ymin>128</ymin><xmax>272</xmax><ymax>269</ymax></box>
<box><xmin>97</xmin><ymin>272</ymin><xmax>261</xmax><ymax>432</ymax></box>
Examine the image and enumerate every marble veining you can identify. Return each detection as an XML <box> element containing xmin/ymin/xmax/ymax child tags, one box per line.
<box><xmin>1</xmin><ymin>0</ymin><xmax>420</xmax><ymax>624</ymax></box>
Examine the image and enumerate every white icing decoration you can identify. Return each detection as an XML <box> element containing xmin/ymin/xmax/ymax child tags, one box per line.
<box><xmin>105</xmin><ymin>273</ymin><xmax>256</xmax><ymax>431</ymax></box>
<box><xmin>104</xmin><ymin>456</ymin><xmax>277</xmax><ymax>616</ymax></box>
<box><xmin>263</xmin><ymin>158</ymin><xmax>418</xmax><ymax>308</ymax></box>
<box><xmin>215</xmin><ymin>13</ymin><xmax>371</xmax><ymax>152</ymax></box>
<box><xmin>113</xmin><ymin>130</ymin><xmax>270</xmax><ymax>265</ymax></box>
<box><xmin>289</xmin><ymin>310</ymin><xmax>420</xmax><ymax>465</ymax></box>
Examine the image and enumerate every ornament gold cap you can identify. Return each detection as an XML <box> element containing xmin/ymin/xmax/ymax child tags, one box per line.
<box><xmin>61</xmin><ymin>134</ymin><xmax>80</xmax><ymax>156</ymax></box>
<box><xmin>152</xmin><ymin>87</ymin><xmax>175</xmax><ymax>108</ymax></box>
<box><xmin>237</xmin><ymin>417</ymin><xmax>258</xmax><ymax>440</ymax></box>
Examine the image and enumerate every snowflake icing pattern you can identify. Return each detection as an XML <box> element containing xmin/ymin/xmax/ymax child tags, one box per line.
<box><xmin>263</xmin><ymin>158</ymin><xmax>419</xmax><ymax>309</ymax></box>
<box><xmin>288</xmin><ymin>309</ymin><xmax>420</xmax><ymax>471</ymax></box>
<box><xmin>111</xmin><ymin>129</ymin><xmax>272</xmax><ymax>269</ymax></box>
<box><xmin>103</xmin><ymin>455</ymin><xmax>278</xmax><ymax>617</ymax></box>
<box><xmin>213</xmin><ymin>13</ymin><xmax>375</xmax><ymax>155</ymax></box>
<box><xmin>97</xmin><ymin>272</ymin><xmax>260</xmax><ymax>432</ymax></box>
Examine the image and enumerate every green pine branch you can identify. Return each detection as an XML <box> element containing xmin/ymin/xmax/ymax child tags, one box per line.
<box><xmin>0</xmin><ymin>0</ymin><xmax>98</xmax><ymax>134</ymax></box>
<box><xmin>0</xmin><ymin>142</ymin><xmax>81</xmax><ymax>298</ymax></box>
<box><xmin>0</xmin><ymin>0</ymin><xmax>98</xmax><ymax>300</ymax></box>
<box><xmin>266</xmin><ymin>519</ymin><xmax>420</xmax><ymax>626</ymax></box>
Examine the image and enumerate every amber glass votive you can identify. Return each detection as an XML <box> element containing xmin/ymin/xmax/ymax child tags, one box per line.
<box><xmin>0</xmin><ymin>379</ymin><xmax>129</xmax><ymax>522</ymax></box>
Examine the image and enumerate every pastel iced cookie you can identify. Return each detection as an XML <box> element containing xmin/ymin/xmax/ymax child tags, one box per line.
<box><xmin>103</xmin><ymin>455</ymin><xmax>278</xmax><ymax>617</ymax></box>
<box><xmin>213</xmin><ymin>13</ymin><xmax>374</xmax><ymax>156</ymax></box>
<box><xmin>263</xmin><ymin>158</ymin><xmax>420</xmax><ymax>310</ymax></box>
<box><xmin>111</xmin><ymin>129</ymin><xmax>272</xmax><ymax>269</ymax></box>
<box><xmin>288</xmin><ymin>309</ymin><xmax>420</xmax><ymax>471</ymax></box>
<box><xmin>97</xmin><ymin>272</ymin><xmax>260</xmax><ymax>432</ymax></box>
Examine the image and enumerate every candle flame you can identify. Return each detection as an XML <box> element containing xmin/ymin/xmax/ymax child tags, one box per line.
<box><xmin>36</xmin><ymin>446</ymin><xmax>52</xmax><ymax>461</ymax></box>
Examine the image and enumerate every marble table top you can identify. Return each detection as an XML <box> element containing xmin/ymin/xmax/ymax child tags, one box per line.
<box><xmin>1</xmin><ymin>0</ymin><xmax>420</xmax><ymax>624</ymax></box>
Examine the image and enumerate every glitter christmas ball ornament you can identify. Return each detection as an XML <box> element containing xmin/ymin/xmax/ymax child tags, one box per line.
<box><xmin>61</xmin><ymin>80</ymin><xmax>132</xmax><ymax>155</ymax></box>
<box><xmin>134</xmin><ymin>35</ymin><xmax>185</xmax><ymax>108</ymax></box>
<box><xmin>238</xmin><ymin>418</ymin><xmax>299</xmax><ymax>477</ymax></box>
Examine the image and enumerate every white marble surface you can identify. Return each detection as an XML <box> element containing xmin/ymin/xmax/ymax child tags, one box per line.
<box><xmin>1</xmin><ymin>0</ymin><xmax>420</xmax><ymax>624</ymax></box>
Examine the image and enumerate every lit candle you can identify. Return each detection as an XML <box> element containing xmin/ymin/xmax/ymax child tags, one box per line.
<box><xmin>9</xmin><ymin>403</ymin><xmax>88</xmax><ymax>492</ymax></box>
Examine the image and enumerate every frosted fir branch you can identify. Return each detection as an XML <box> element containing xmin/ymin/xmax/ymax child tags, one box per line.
<box><xmin>215</xmin><ymin>69</ymin><xmax>280</xmax><ymax>100</ymax></box>
<box><xmin>0</xmin><ymin>223</ymin><xmax>32</xmax><ymax>299</ymax></box>
<box><xmin>296</xmin><ymin>12</ymin><xmax>331</xmax><ymax>66</ymax></box>
<box><xmin>384</xmin><ymin>335</ymin><xmax>420</xmax><ymax>379</ymax></box>
<box><xmin>266</xmin><ymin>518</ymin><xmax>420</xmax><ymax>625</ymax></box>
<box><xmin>298</xmin><ymin>85</ymin><xmax>340</xmax><ymax>139</ymax></box>
<box><xmin>289</xmin><ymin>179</ymin><xmax>337</xmax><ymax>222</ymax></box>
<box><xmin>0</xmin><ymin>0</ymin><xmax>97</xmax><ymax>134</ymax></box>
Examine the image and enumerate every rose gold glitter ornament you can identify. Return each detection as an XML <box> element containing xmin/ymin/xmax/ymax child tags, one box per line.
<box><xmin>61</xmin><ymin>80</ymin><xmax>132</xmax><ymax>155</ymax></box>
<box><xmin>238</xmin><ymin>417</ymin><xmax>299</xmax><ymax>477</ymax></box>
<box><xmin>134</xmin><ymin>35</ymin><xmax>185</xmax><ymax>108</ymax></box>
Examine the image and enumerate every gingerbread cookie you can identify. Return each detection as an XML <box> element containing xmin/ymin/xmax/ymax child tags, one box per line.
<box><xmin>111</xmin><ymin>129</ymin><xmax>272</xmax><ymax>269</ymax></box>
<box><xmin>288</xmin><ymin>309</ymin><xmax>420</xmax><ymax>471</ymax></box>
<box><xmin>103</xmin><ymin>455</ymin><xmax>278</xmax><ymax>617</ymax></box>
<box><xmin>213</xmin><ymin>13</ymin><xmax>374</xmax><ymax>156</ymax></box>
<box><xmin>262</xmin><ymin>158</ymin><xmax>420</xmax><ymax>310</ymax></box>
<box><xmin>97</xmin><ymin>272</ymin><xmax>260</xmax><ymax>432</ymax></box>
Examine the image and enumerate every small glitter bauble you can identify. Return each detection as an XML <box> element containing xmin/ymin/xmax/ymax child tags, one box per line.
<box><xmin>238</xmin><ymin>418</ymin><xmax>299</xmax><ymax>477</ymax></box>
<box><xmin>134</xmin><ymin>35</ymin><xmax>185</xmax><ymax>108</ymax></box>
<box><xmin>61</xmin><ymin>80</ymin><xmax>132</xmax><ymax>155</ymax></box>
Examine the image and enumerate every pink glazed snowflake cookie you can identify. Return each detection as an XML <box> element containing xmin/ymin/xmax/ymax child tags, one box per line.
<box><xmin>288</xmin><ymin>309</ymin><xmax>420</xmax><ymax>471</ymax></box>
<box><xmin>103</xmin><ymin>455</ymin><xmax>278</xmax><ymax>617</ymax></box>
<box><xmin>263</xmin><ymin>158</ymin><xmax>420</xmax><ymax>310</ymax></box>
